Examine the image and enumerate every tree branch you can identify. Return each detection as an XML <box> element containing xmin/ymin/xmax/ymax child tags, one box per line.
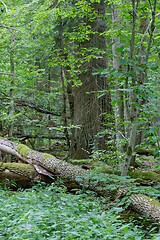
<box><xmin>141</xmin><ymin>12</ymin><xmax>160</xmax><ymax>45</ymax></box>
<box><xmin>14</xmin><ymin>133</ymin><xmax>65</xmax><ymax>140</ymax></box>
<box><xmin>0</xmin><ymin>23</ymin><xmax>18</xmax><ymax>32</ymax></box>
<box><xmin>14</xmin><ymin>98</ymin><xmax>61</xmax><ymax>116</ymax></box>
<box><xmin>0</xmin><ymin>72</ymin><xmax>14</xmax><ymax>76</ymax></box>
<box><xmin>0</xmin><ymin>0</ymin><xmax>8</xmax><ymax>12</ymax></box>
<box><xmin>146</xmin><ymin>0</ymin><xmax>157</xmax><ymax>62</ymax></box>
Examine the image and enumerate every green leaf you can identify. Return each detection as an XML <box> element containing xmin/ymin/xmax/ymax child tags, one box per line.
<box><xmin>111</xmin><ymin>101</ymin><xmax>117</xmax><ymax>106</ymax></box>
<box><xmin>150</xmin><ymin>66</ymin><xmax>159</xmax><ymax>70</ymax></box>
<box><xmin>119</xmin><ymin>58</ymin><xmax>128</xmax><ymax>65</ymax></box>
<box><xmin>115</xmin><ymin>45</ymin><xmax>125</xmax><ymax>53</ymax></box>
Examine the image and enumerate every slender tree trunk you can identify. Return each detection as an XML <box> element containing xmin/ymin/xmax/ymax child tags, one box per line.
<box><xmin>61</xmin><ymin>66</ymin><xmax>70</xmax><ymax>147</ymax></box>
<box><xmin>112</xmin><ymin>3</ymin><xmax>124</xmax><ymax>153</ymax></box>
<box><xmin>121</xmin><ymin>0</ymin><xmax>138</xmax><ymax>175</ymax></box>
<box><xmin>121</xmin><ymin>0</ymin><xmax>157</xmax><ymax>175</ymax></box>
<box><xmin>48</xmin><ymin>71</ymin><xmax>51</xmax><ymax>151</ymax></box>
<box><xmin>8</xmin><ymin>32</ymin><xmax>15</xmax><ymax>138</ymax></box>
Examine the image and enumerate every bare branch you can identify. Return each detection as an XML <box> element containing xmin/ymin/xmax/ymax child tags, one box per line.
<box><xmin>0</xmin><ymin>23</ymin><xmax>18</xmax><ymax>32</ymax></box>
<box><xmin>14</xmin><ymin>133</ymin><xmax>65</xmax><ymax>140</ymax></box>
<box><xmin>146</xmin><ymin>0</ymin><xmax>157</xmax><ymax>62</ymax></box>
<box><xmin>141</xmin><ymin>13</ymin><xmax>160</xmax><ymax>44</ymax></box>
<box><xmin>14</xmin><ymin>98</ymin><xmax>61</xmax><ymax>116</ymax></box>
<box><xmin>0</xmin><ymin>93</ymin><xmax>61</xmax><ymax>116</ymax></box>
<box><xmin>0</xmin><ymin>0</ymin><xmax>8</xmax><ymax>12</ymax></box>
<box><xmin>0</xmin><ymin>72</ymin><xmax>14</xmax><ymax>76</ymax></box>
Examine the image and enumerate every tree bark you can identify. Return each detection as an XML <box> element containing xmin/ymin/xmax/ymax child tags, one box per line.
<box><xmin>121</xmin><ymin>0</ymin><xmax>157</xmax><ymax>175</ymax></box>
<box><xmin>0</xmin><ymin>162</ymin><xmax>39</xmax><ymax>188</ymax></box>
<box><xmin>70</xmin><ymin>0</ymin><xmax>113</xmax><ymax>158</ymax></box>
<box><xmin>0</xmin><ymin>136</ymin><xmax>160</xmax><ymax>222</ymax></box>
<box><xmin>111</xmin><ymin>2</ymin><xmax>124</xmax><ymax>154</ymax></box>
<box><xmin>8</xmin><ymin>32</ymin><xmax>15</xmax><ymax>138</ymax></box>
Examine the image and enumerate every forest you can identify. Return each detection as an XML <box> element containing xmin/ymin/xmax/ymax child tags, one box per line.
<box><xmin>0</xmin><ymin>0</ymin><xmax>160</xmax><ymax>239</ymax></box>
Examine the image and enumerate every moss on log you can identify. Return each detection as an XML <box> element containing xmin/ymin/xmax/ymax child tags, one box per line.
<box><xmin>0</xmin><ymin>162</ymin><xmax>38</xmax><ymax>188</ymax></box>
<box><xmin>0</xmin><ymin>162</ymin><xmax>54</xmax><ymax>188</ymax></box>
<box><xmin>135</xmin><ymin>147</ymin><xmax>154</xmax><ymax>155</ymax></box>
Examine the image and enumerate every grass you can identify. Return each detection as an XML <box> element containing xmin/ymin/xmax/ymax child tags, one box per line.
<box><xmin>0</xmin><ymin>182</ymin><xmax>159</xmax><ymax>240</ymax></box>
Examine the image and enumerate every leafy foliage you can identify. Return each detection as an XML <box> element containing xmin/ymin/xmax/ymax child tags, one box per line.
<box><xmin>0</xmin><ymin>183</ymin><xmax>159</xmax><ymax>239</ymax></box>
<box><xmin>0</xmin><ymin>0</ymin><xmax>160</xmax><ymax>236</ymax></box>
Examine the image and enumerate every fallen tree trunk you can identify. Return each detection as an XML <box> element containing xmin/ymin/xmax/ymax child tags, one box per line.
<box><xmin>135</xmin><ymin>147</ymin><xmax>154</xmax><ymax>155</ymax></box>
<box><xmin>14</xmin><ymin>133</ymin><xmax>65</xmax><ymax>140</ymax></box>
<box><xmin>0</xmin><ymin>162</ymin><xmax>55</xmax><ymax>188</ymax></box>
<box><xmin>0</xmin><ymin>136</ymin><xmax>160</xmax><ymax>222</ymax></box>
<box><xmin>0</xmin><ymin>162</ymin><xmax>39</xmax><ymax>188</ymax></box>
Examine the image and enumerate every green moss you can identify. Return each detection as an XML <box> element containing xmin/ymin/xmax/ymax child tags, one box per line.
<box><xmin>0</xmin><ymin>162</ymin><xmax>35</xmax><ymax>175</ymax></box>
<box><xmin>17</xmin><ymin>144</ymin><xmax>30</xmax><ymax>158</ymax></box>
<box><xmin>42</xmin><ymin>153</ymin><xmax>54</xmax><ymax>162</ymax></box>
<box><xmin>129</xmin><ymin>171</ymin><xmax>160</xmax><ymax>182</ymax></box>
<box><xmin>135</xmin><ymin>147</ymin><xmax>154</xmax><ymax>155</ymax></box>
<box><xmin>127</xmin><ymin>146</ymin><xmax>132</xmax><ymax>156</ymax></box>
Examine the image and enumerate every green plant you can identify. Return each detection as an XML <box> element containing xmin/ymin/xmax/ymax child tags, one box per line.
<box><xmin>0</xmin><ymin>183</ymin><xmax>158</xmax><ymax>239</ymax></box>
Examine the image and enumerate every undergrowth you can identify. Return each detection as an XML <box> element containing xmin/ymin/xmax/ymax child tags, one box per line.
<box><xmin>0</xmin><ymin>182</ymin><xmax>159</xmax><ymax>240</ymax></box>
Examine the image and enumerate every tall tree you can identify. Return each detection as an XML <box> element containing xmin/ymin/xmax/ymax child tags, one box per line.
<box><xmin>121</xmin><ymin>0</ymin><xmax>157</xmax><ymax>175</ymax></box>
<box><xmin>69</xmin><ymin>0</ymin><xmax>113</xmax><ymax>158</ymax></box>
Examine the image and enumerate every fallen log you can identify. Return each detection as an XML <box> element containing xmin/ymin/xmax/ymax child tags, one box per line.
<box><xmin>0</xmin><ymin>136</ymin><xmax>160</xmax><ymax>223</ymax></box>
<box><xmin>135</xmin><ymin>147</ymin><xmax>154</xmax><ymax>155</ymax></box>
<box><xmin>14</xmin><ymin>133</ymin><xmax>65</xmax><ymax>140</ymax></box>
<box><xmin>0</xmin><ymin>162</ymin><xmax>39</xmax><ymax>188</ymax></box>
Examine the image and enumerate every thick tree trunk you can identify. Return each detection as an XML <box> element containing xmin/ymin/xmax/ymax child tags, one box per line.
<box><xmin>0</xmin><ymin>136</ymin><xmax>160</xmax><ymax>222</ymax></box>
<box><xmin>70</xmin><ymin>0</ymin><xmax>113</xmax><ymax>158</ymax></box>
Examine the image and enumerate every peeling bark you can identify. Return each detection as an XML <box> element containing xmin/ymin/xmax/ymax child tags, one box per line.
<box><xmin>0</xmin><ymin>136</ymin><xmax>160</xmax><ymax>223</ymax></box>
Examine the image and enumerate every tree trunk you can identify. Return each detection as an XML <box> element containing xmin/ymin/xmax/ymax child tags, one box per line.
<box><xmin>8</xmin><ymin>32</ymin><xmax>15</xmax><ymax>138</ymax></box>
<box><xmin>61</xmin><ymin>66</ymin><xmax>70</xmax><ymax>147</ymax></box>
<box><xmin>0</xmin><ymin>136</ymin><xmax>160</xmax><ymax>223</ymax></box>
<box><xmin>0</xmin><ymin>162</ymin><xmax>40</xmax><ymax>188</ymax></box>
<box><xmin>112</xmin><ymin>3</ymin><xmax>125</xmax><ymax>154</ymax></box>
<box><xmin>70</xmin><ymin>0</ymin><xmax>113</xmax><ymax>158</ymax></box>
<box><xmin>121</xmin><ymin>0</ymin><xmax>157</xmax><ymax>175</ymax></box>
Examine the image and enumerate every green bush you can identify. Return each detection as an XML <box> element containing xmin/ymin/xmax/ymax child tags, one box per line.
<box><xmin>0</xmin><ymin>183</ymin><xmax>159</xmax><ymax>239</ymax></box>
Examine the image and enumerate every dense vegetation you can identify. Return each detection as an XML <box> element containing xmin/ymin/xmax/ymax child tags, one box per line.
<box><xmin>0</xmin><ymin>0</ymin><xmax>160</xmax><ymax>238</ymax></box>
<box><xmin>0</xmin><ymin>0</ymin><xmax>159</xmax><ymax>168</ymax></box>
<box><xmin>0</xmin><ymin>182</ymin><xmax>159</xmax><ymax>239</ymax></box>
